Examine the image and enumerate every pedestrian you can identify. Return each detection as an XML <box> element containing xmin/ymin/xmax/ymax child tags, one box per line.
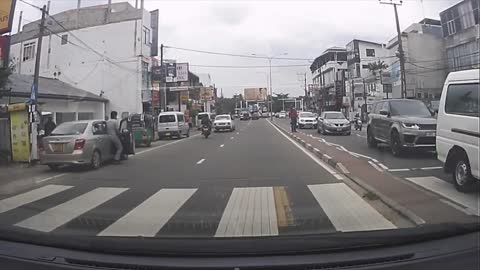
<box><xmin>106</xmin><ymin>111</ymin><xmax>123</xmax><ymax>164</ymax></box>
<box><xmin>44</xmin><ymin>116</ymin><xmax>56</xmax><ymax>136</ymax></box>
<box><xmin>289</xmin><ymin>106</ymin><xmax>298</xmax><ymax>132</ymax></box>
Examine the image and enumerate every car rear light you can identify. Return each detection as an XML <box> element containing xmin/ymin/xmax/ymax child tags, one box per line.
<box><xmin>38</xmin><ymin>141</ymin><xmax>45</xmax><ymax>151</ymax></box>
<box><xmin>74</xmin><ymin>139</ymin><xmax>86</xmax><ymax>150</ymax></box>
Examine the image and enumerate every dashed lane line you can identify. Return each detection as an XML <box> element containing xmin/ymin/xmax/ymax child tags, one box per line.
<box><xmin>220</xmin><ymin>144</ymin><xmax>225</xmax><ymax>148</ymax></box>
<box><xmin>35</xmin><ymin>173</ymin><xmax>69</xmax><ymax>184</ymax></box>
<box><xmin>196</xmin><ymin>158</ymin><xmax>206</xmax><ymax>165</ymax></box>
<box><xmin>388</xmin><ymin>168</ymin><xmax>411</xmax><ymax>172</ymax></box>
<box><xmin>377</xmin><ymin>163</ymin><xmax>389</xmax><ymax>170</ymax></box>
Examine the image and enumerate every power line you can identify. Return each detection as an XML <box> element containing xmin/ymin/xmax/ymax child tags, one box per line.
<box><xmin>190</xmin><ymin>64</ymin><xmax>310</xmax><ymax>68</ymax></box>
<box><xmin>18</xmin><ymin>0</ymin><xmax>42</xmax><ymax>11</ymax></box>
<box><xmin>164</xmin><ymin>45</ymin><xmax>313</xmax><ymax>61</ymax></box>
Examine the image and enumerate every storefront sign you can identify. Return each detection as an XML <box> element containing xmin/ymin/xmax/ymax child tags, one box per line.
<box><xmin>180</xmin><ymin>90</ymin><xmax>189</xmax><ymax>103</ymax></box>
<box><xmin>10</xmin><ymin>109</ymin><xmax>30</xmax><ymax>162</ymax></box>
<box><xmin>175</xmin><ymin>63</ymin><xmax>189</xmax><ymax>82</ymax></box>
<box><xmin>0</xmin><ymin>0</ymin><xmax>16</xmax><ymax>35</ymax></box>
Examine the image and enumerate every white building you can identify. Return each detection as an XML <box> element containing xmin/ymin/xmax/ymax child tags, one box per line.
<box><xmin>345</xmin><ymin>39</ymin><xmax>389</xmax><ymax>117</ymax></box>
<box><xmin>9</xmin><ymin>2</ymin><xmax>157</xmax><ymax>119</ymax></box>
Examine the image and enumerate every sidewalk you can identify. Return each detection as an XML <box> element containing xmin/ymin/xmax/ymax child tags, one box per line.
<box><xmin>0</xmin><ymin>162</ymin><xmax>57</xmax><ymax>196</ymax></box>
<box><xmin>271</xmin><ymin>119</ymin><xmax>478</xmax><ymax>226</ymax></box>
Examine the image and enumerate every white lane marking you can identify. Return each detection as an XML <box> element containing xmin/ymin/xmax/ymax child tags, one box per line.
<box><xmin>313</xmin><ymin>148</ymin><xmax>320</xmax><ymax>152</ymax></box>
<box><xmin>215</xmin><ymin>187</ymin><xmax>278</xmax><ymax>237</ymax></box>
<box><xmin>337</xmin><ymin>163</ymin><xmax>350</xmax><ymax>174</ymax></box>
<box><xmin>420</xmin><ymin>166</ymin><xmax>443</xmax><ymax>170</ymax></box>
<box><xmin>405</xmin><ymin>176</ymin><xmax>479</xmax><ymax>215</ymax></box>
<box><xmin>307</xmin><ymin>143</ymin><xmax>312</xmax><ymax>148</ymax></box>
<box><xmin>309</xmin><ymin>183</ymin><xmax>396</xmax><ymax>232</ymax></box>
<box><xmin>220</xmin><ymin>144</ymin><xmax>225</xmax><ymax>148</ymax></box>
<box><xmin>35</xmin><ymin>173</ymin><xmax>69</xmax><ymax>184</ymax></box>
<box><xmin>230</xmin><ymin>137</ymin><xmax>234</xmax><ymax>140</ymax></box>
<box><xmin>135</xmin><ymin>133</ymin><xmax>201</xmax><ymax>156</ymax></box>
<box><xmin>349</xmin><ymin>152</ymin><xmax>361</xmax><ymax>158</ymax></box>
<box><xmin>368</xmin><ymin>161</ymin><xmax>383</xmax><ymax>172</ymax></box>
<box><xmin>268</xmin><ymin>121</ymin><xmax>344</xmax><ymax>180</ymax></box>
<box><xmin>16</xmin><ymin>187</ymin><xmax>128</xmax><ymax>232</ymax></box>
<box><xmin>323</xmin><ymin>154</ymin><xmax>332</xmax><ymax>160</ymax></box>
<box><xmin>0</xmin><ymin>185</ymin><xmax>73</xmax><ymax>214</ymax></box>
<box><xmin>98</xmin><ymin>189</ymin><xmax>197</xmax><ymax>237</ymax></box>
<box><xmin>377</xmin><ymin>163</ymin><xmax>389</xmax><ymax>170</ymax></box>
<box><xmin>357</xmin><ymin>134</ymin><xmax>367</xmax><ymax>139</ymax></box>
<box><xmin>196</xmin><ymin>158</ymin><xmax>206</xmax><ymax>165</ymax></box>
<box><xmin>371</xmin><ymin>158</ymin><xmax>379</xmax><ymax>163</ymax></box>
<box><xmin>236</xmin><ymin>132</ymin><xmax>239</xmax><ymax>135</ymax></box>
<box><xmin>388</xmin><ymin>168</ymin><xmax>411</xmax><ymax>172</ymax></box>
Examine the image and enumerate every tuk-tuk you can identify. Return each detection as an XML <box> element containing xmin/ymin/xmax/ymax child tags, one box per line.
<box><xmin>130</xmin><ymin>113</ymin><xmax>155</xmax><ymax>147</ymax></box>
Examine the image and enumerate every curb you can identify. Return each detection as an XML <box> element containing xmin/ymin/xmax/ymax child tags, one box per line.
<box><xmin>270</xmin><ymin>120</ymin><xmax>425</xmax><ymax>226</ymax></box>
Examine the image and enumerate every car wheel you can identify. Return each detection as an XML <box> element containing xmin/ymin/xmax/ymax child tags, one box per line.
<box><xmin>48</xmin><ymin>164</ymin><xmax>60</xmax><ymax>171</ymax></box>
<box><xmin>390</xmin><ymin>130</ymin><xmax>403</xmax><ymax>157</ymax></box>
<box><xmin>452</xmin><ymin>153</ymin><xmax>475</xmax><ymax>192</ymax></box>
<box><xmin>367</xmin><ymin>128</ymin><xmax>377</xmax><ymax>148</ymax></box>
<box><xmin>90</xmin><ymin>150</ymin><xmax>101</xmax><ymax>170</ymax></box>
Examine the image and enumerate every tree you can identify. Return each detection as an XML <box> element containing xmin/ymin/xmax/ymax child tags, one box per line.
<box><xmin>367</xmin><ymin>60</ymin><xmax>388</xmax><ymax>76</ymax></box>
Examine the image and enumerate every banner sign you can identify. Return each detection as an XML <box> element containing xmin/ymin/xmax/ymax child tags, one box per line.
<box><xmin>244</xmin><ymin>88</ymin><xmax>267</xmax><ymax>101</ymax></box>
<box><xmin>165</xmin><ymin>60</ymin><xmax>176</xmax><ymax>78</ymax></box>
<box><xmin>0</xmin><ymin>0</ymin><xmax>16</xmax><ymax>35</ymax></box>
<box><xmin>151</xmin><ymin>66</ymin><xmax>165</xmax><ymax>82</ymax></box>
<box><xmin>150</xmin><ymin>10</ymin><xmax>159</xmax><ymax>57</ymax></box>
<box><xmin>381</xmin><ymin>71</ymin><xmax>392</xmax><ymax>85</ymax></box>
<box><xmin>175</xmin><ymin>63</ymin><xmax>189</xmax><ymax>82</ymax></box>
<box><xmin>180</xmin><ymin>90</ymin><xmax>189</xmax><ymax>103</ymax></box>
<box><xmin>10</xmin><ymin>109</ymin><xmax>30</xmax><ymax>162</ymax></box>
<box><xmin>0</xmin><ymin>35</ymin><xmax>10</xmax><ymax>68</ymax></box>
<box><xmin>200</xmin><ymin>87</ymin><xmax>214</xmax><ymax>101</ymax></box>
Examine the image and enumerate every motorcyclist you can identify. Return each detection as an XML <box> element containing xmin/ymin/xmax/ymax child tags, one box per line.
<box><xmin>200</xmin><ymin>114</ymin><xmax>212</xmax><ymax>131</ymax></box>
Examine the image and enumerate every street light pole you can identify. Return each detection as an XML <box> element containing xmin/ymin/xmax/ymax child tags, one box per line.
<box><xmin>268</xmin><ymin>58</ymin><xmax>273</xmax><ymax>120</ymax></box>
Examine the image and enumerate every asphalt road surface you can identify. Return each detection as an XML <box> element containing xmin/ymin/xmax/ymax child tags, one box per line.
<box><xmin>0</xmin><ymin>118</ymin><xmax>404</xmax><ymax>238</ymax></box>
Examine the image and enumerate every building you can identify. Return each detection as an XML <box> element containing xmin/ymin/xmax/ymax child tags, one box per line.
<box><xmin>310</xmin><ymin>47</ymin><xmax>347</xmax><ymax>112</ymax></box>
<box><xmin>165</xmin><ymin>71</ymin><xmax>201</xmax><ymax>112</ymax></box>
<box><xmin>384</xmin><ymin>19</ymin><xmax>448</xmax><ymax>101</ymax></box>
<box><xmin>439</xmin><ymin>0</ymin><xmax>480</xmax><ymax>72</ymax></box>
<box><xmin>345</xmin><ymin>39</ymin><xmax>389</xmax><ymax>117</ymax></box>
<box><xmin>9</xmin><ymin>2</ymin><xmax>158</xmax><ymax>119</ymax></box>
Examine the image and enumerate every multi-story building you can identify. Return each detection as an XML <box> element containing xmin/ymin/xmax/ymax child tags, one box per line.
<box><xmin>384</xmin><ymin>19</ymin><xmax>447</xmax><ymax>101</ymax></box>
<box><xmin>9</xmin><ymin>2</ymin><xmax>158</xmax><ymax>121</ymax></box>
<box><xmin>345</xmin><ymin>39</ymin><xmax>389</xmax><ymax>117</ymax></box>
<box><xmin>439</xmin><ymin>0</ymin><xmax>479</xmax><ymax>72</ymax></box>
<box><xmin>310</xmin><ymin>47</ymin><xmax>347</xmax><ymax>112</ymax></box>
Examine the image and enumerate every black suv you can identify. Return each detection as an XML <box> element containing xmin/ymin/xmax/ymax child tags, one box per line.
<box><xmin>367</xmin><ymin>99</ymin><xmax>437</xmax><ymax>156</ymax></box>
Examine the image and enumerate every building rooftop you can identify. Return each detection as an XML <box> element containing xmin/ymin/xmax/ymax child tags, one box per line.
<box><xmin>6</xmin><ymin>73</ymin><xmax>108</xmax><ymax>102</ymax></box>
<box><xmin>12</xmin><ymin>2</ymin><xmax>143</xmax><ymax>44</ymax></box>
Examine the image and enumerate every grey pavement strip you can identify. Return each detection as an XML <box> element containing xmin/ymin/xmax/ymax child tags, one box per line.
<box><xmin>0</xmin><ymin>185</ymin><xmax>73</xmax><ymax>214</ymax></box>
<box><xmin>377</xmin><ymin>163</ymin><xmax>389</xmax><ymax>170</ymax></box>
<box><xmin>336</xmin><ymin>163</ymin><xmax>350</xmax><ymax>174</ymax></box>
<box><xmin>16</xmin><ymin>187</ymin><xmax>128</xmax><ymax>232</ymax></box>
<box><xmin>134</xmin><ymin>133</ymin><xmax>201</xmax><ymax>157</ymax></box>
<box><xmin>98</xmin><ymin>188</ymin><xmax>197</xmax><ymax>237</ymax></box>
<box><xmin>308</xmin><ymin>183</ymin><xmax>396</xmax><ymax>232</ymax></box>
<box><xmin>388</xmin><ymin>168</ymin><xmax>411</xmax><ymax>172</ymax></box>
<box><xmin>368</xmin><ymin>161</ymin><xmax>383</xmax><ymax>172</ymax></box>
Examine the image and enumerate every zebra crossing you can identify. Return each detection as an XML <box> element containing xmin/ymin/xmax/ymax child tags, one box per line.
<box><xmin>0</xmin><ymin>183</ymin><xmax>399</xmax><ymax>237</ymax></box>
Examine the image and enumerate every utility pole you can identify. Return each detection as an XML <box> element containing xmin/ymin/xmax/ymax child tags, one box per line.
<box><xmin>32</xmin><ymin>5</ymin><xmax>47</xmax><ymax>102</ymax></box>
<box><xmin>160</xmin><ymin>44</ymin><xmax>166</xmax><ymax>111</ymax></box>
<box><xmin>268</xmin><ymin>58</ymin><xmax>273</xmax><ymax>120</ymax></box>
<box><xmin>363</xmin><ymin>78</ymin><xmax>367</xmax><ymax>123</ymax></box>
<box><xmin>380</xmin><ymin>0</ymin><xmax>407</xmax><ymax>99</ymax></box>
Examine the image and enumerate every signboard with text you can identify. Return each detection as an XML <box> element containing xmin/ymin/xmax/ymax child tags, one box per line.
<box><xmin>175</xmin><ymin>63</ymin><xmax>189</xmax><ymax>82</ymax></box>
<box><xmin>244</xmin><ymin>88</ymin><xmax>267</xmax><ymax>101</ymax></box>
<box><xmin>200</xmin><ymin>87</ymin><xmax>214</xmax><ymax>101</ymax></box>
<box><xmin>0</xmin><ymin>0</ymin><xmax>16</xmax><ymax>35</ymax></box>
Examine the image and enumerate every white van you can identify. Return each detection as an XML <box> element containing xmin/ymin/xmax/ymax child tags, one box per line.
<box><xmin>436</xmin><ymin>69</ymin><xmax>479</xmax><ymax>192</ymax></box>
<box><xmin>158</xmin><ymin>112</ymin><xmax>190</xmax><ymax>139</ymax></box>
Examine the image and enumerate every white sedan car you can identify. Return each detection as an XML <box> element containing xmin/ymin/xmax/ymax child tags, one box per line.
<box><xmin>213</xmin><ymin>114</ymin><xmax>235</xmax><ymax>132</ymax></box>
<box><xmin>278</xmin><ymin>111</ymin><xmax>287</xmax><ymax>118</ymax></box>
<box><xmin>297</xmin><ymin>112</ymin><xmax>318</xmax><ymax>129</ymax></box>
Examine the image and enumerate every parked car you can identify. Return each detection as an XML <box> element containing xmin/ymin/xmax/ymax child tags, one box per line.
<box><xmin>251</xmin><ymin>112</ymin><xmax>260</xmax><ymax>120</ymax></box>
<box><xmin>214</xmin><ymin>114</ymin><xmax>235</xmax><ymax>132</ymax></box>
<box><xmin>158</xmin><ymin>112</ymin><xmax>190</xmax><ymax>139</ymax></box>
<box><xmin>278</xmin><ymin>111</ymin><xmax>287</xmax><ymax>118</ymax></box>
<box><xmin>240</xmin><ymin>112</ymin><xmax>250</xmax><ymax>120</ymax></box>
<box><xmin>436</xmin><ymin>69</ymin><xmax>479</xmax><ymax>192</ymax></box>
<box><xmin>317</xmin><ymin>111</ymin><xmax>351</xmax><ymax>135</ymax></box>
<box><xmin>297</xmin><ymin>112</ymin><xmax>318</xmax><ymax>129</ymax></box>
<box><xmin>367</xmin><ymin>99</ymin><xmax>437</xmax><ymax>156</ymax></box>
<box><xmin>39</xmin><ymin>120</ymin><xmax>135</xmax><ymax>170</ymax></box>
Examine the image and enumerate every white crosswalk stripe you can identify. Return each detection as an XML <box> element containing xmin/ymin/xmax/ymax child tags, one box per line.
<box><xmin>215</xmin><ymin>187</ymin><xmax>278</xmax><ymax>237</ymax></box>
<box><xmin>0</xmin><ymin>185</ymin><xmax>73</xmax><ymax>214</ymax></box>
<box><xmin>15</xmin><ymin>187</ymin><xmax>128</xmax><ymax>232</ymax></box>
<box><xmin>308</xmin><ymin>183</ymin><xmax>396</xmax><ymax>232</ymax></box>
<box><xmin>405</xmin><ymin>176</ymin><xmax>479</xmax><ymax>216</ymax></box>
<box><xmin>98</xmin><ymin>189</ymin><xmax>197</xmax><ymax>237</ymax></box>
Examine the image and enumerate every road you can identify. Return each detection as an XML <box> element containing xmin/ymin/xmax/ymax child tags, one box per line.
<box><xmin>0</xmin><ymin>118</ymin><xmax>409</xmax><ymax>238</ymax></box>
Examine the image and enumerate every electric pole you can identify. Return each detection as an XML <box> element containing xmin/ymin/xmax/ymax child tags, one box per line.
<box><xmin>32</xmin><ymin>5</ymin><xmax>47</xmax><ymax>102</ymax></box>
<box><xmin>380</xmin><ymin>0</ymin><xmax>407</xmax><ymax>99</ymax></box>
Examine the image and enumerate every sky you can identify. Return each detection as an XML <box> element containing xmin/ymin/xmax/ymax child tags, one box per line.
<box><xmin>13</xmin><ymin>0</ymin><xmax>459</xmax><ymax>97</ymax></box>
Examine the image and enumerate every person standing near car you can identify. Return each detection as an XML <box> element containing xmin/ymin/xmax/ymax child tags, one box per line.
<box><xmin>107</xmin><ymin>111</ymin><xmax>123</xmax><ymax>164</ymax></box>
<box><xmin>289</xmin><ymin>106</ymin><xmax>298</xmax><ymax>132</ymax></box>
<box><xmin>44</xmin><ymin>116</ymin><xmax>56</xmax><ymax>136</ymax></box>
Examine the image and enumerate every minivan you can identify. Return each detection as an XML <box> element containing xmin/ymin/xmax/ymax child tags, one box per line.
<box><xmin>436</xmin><ymin>69</ymin><xmax>479</xmax><ymax>192</ymax></box>
<box><xmin>158</xmin><ymin>112</ymin><xmax>190</xmax><ymax>139</ymax></box>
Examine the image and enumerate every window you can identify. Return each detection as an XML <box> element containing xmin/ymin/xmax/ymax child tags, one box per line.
<box><xmin>159</xmin><ymin>115</ymin><xmax>176</xmax><ymax>123</ymax></box>
<box><xmin>92</xmin><ymin>122</ymin><xmax>107</xmax><ymax>135</ymax></box>
<box><xmin>373</xmin><ymin>102</ymin><xmax>383</xmax><ymax>114</ymax></box>
<box><xmin>362</xmin><ymin>64</ymin><xmax>369</xmax><ymax>69</ymax></box>
<box><xmin>61</xmin><ymin>34</ymin><xmax>68</xmax><ymax>45</ymax></box>
<box><xmin>355</xmin><ymin>63</ymin><xmax>361</xmax><ymax>77</ymax></box>
<box><xmin>22</xmin><ymin>42</ymin><xmax>36</xmax><ymax>62</ymax></box>
<box><xmin>381</xmin><ymin>102</ymin><xmax>390</xmax><ymax>112</ymax></box>
<box><xmin>445</xmin><ymin>83</ymin><xmax>479</xmax><ymax>117</ymax></box>
<box><xmin>177</xmin><ymin>114</ymin><xmax>184</xmax><ymax>122</ymax></box>
<box><xmin>366</xmin><ymin>49</ymin><xmax>375</xmax><ymax>57</ymax></box>
<box><xmin>78</xmin><ymin>112</ymin><xmax>94</xmax><ymax>120</ymax></box>
<box><xmin>51</xmin><ymin>122</ymin><xmax>87</xmax><ymax>135</ymax></box>
<box><xmin>143</xmin><ymin>26</ymin><xmax>151</xmax><ymax>45</ymax></box>
<box><xmin>447</xmin><ymin>20</ymin><xmax>456</xmax><ymax>35</ymax></box>
<box><xmin>55</xmin><ymin>112</ymin><xmax>76</xmax><ymax>125</ymax></box>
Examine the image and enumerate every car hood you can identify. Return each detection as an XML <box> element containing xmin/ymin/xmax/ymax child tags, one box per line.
<box><xmin>299</xmin><ymin>117</ymin><xmax>317</xmax><ymax>121</ymax></box>
<box><xmin>324</xmin><ymin>119</ymin><xmax>349</xmax><ymax>124</ymax></box>
<box><xmin>392</xmin><ymin>116</ymin><xmax>437</xmax><ymax>124</ymax></box>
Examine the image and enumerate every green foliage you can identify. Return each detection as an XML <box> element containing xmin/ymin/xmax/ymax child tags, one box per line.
<box><xmin>367</xmin><ymin>60</ymin><xmax>388</xmax><ymax>76</ymax></box>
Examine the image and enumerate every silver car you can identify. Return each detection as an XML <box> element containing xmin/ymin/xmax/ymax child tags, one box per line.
<box><xmin>367</xmin><ymin>99</ymin><xmax>437</xmax><ymax>156</ymax></box>
<box><xmin>317</xmin><ymin>111</ymin><xmax>351</xmax><ymax>135</ymax></box>
<box><xmin>40</xmin><ymin>120</ymin><xmax>115</xmax><ymax>170</ymax></box>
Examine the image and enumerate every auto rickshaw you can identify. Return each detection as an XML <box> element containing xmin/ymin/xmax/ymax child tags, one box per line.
<box><xmin>129</xmin><ymin>113</ymin><xmax>155</xmax><ymax>147</ymax></box>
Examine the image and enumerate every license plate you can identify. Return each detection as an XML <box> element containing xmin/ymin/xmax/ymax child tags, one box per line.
<box><xmin>165</xmin><ymin>133</ymin><xmax>171</xmax><ymax>136</ymax></box>
<box><xmin>51</xmin><ymin>144</ymin><xmax>64</xmax><ymax>153</ymax></box>
<box><xmin>426</xmin><ymin>132</ymin><xmax>436</xmax><ymax>136</ymax></box>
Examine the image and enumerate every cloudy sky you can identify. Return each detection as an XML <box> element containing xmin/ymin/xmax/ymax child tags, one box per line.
<box><xmin>13</xmin><ymin>0</ymin><xmax>458</xmax><ymax>97</ymax></box>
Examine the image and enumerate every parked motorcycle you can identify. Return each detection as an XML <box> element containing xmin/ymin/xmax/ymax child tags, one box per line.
<box><xmin>354</xmin><ymin>118</ymin><xmax>362</xmax><ymax>131</ymax></box>
<box><xmin>202</xmin><ymin>125</ymin><xmax>211</xmax><ymax>138</ymax></box>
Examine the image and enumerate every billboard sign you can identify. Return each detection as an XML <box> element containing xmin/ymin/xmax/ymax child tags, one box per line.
<box><xmin>164</xmin><ymin>59</ymin><xmax>176</xmax><ymax>78</ymax></box>
<box><xmin>150</xmin><ymin>10</ymin><xmax>159</xmax><ymax>56</ymax></box>
<box><xmin>0</xmin><ymin>35</ymin><xmax>10</xmax><ymax>68</ymax></box>
<box><xmin>175</xmin><ymin>63</ymin><xmax>189</xmax><ymax>82</ymax></box>
<box><xmin>200</xmin><ymin>87</ymin><xmax>214</xmax><ymax>101</ymax></box>
<box><xmin>244</xmin><ymin>88</ymin><xmax>267</xmax><ymax>101</ymax></box>
<box><xmin>381</xmin><ymin>71</ymin><xmax>392</xmax><ymax>85</ymax></box>
<box><xmin>0</xmin><ymin>0</ymin><xmax>16</xmax><ymax>35</ymax></box>
<box><xmin>151</xmin><ymin>66</ymin><xmax>165</xmax><ymax>82</ymax></box>
<box><xmin>180</xmin><ymin>90</ymin><xmax>189</xmax><ymax>103</ymax></box>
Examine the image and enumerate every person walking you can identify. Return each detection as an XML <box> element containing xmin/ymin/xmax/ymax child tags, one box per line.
<box><xmin>289</xmin><ymin>106</ymin><xmax>298</xmax><ymax>132</ymax></box>
<box><xmin>44</xmin><ymin>116</ymin><xmax>56</xmax><ymax>136</ymax></box>
<box><xmin>106</xmin><ymin>111</ymin><xmax>123</xmax><ymax>164</ymax></box>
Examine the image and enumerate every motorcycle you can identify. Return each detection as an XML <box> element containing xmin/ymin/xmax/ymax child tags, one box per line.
<box><xmin>354</xmin><ymin>118</ymin><xmax>362</xmax><ymax>131</ymax></box>
<box><xmin>202</xmin><ymin>125</ymin><xmax>211</xmax><ymax>138</ymax></box>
